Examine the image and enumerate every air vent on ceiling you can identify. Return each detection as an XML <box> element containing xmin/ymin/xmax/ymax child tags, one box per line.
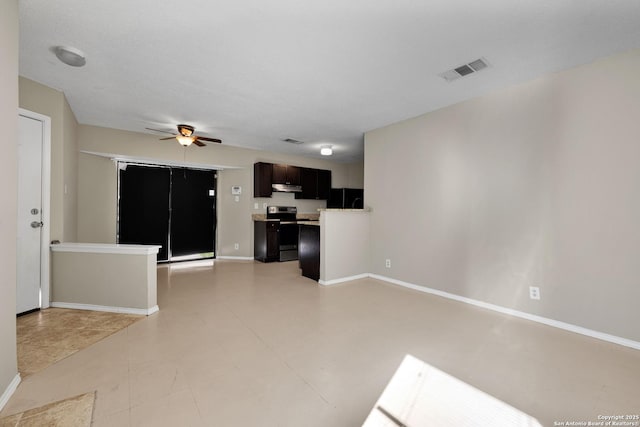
<box><xmin>282</xmin><ymin>138</ymin><xmax>304</xmax><ymax>144</ymax></box>
<box><xmin>439</xmin><ymin>57</ymin><xmax>490</xmax><ymax>82</ymax></box>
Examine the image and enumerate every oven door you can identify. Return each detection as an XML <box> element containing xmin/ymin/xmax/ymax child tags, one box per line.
<box><xmin>278</xmin><ymin>222</ymin><xmax>299</xmax><ymax>261</ymax></box>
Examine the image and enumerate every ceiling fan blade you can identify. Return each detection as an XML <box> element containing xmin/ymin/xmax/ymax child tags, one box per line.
<box><xmin>145</xmin><ymin>127</ymin><xmax>176</xmax><ymax>135</ymax></box>
<box><xmin>159</xmin><ymin>136</ymin><xmax>177</xmax><ymax>140</ymax></box>
<box><xmin>193</xmin><ymin>139</ymin><xmax>206</xmax><ymax>147</ymax></box>
<box><xmin>196</xmin><ymin>136</ymin><xmax>222</xmax><ymax>143</ymax></box>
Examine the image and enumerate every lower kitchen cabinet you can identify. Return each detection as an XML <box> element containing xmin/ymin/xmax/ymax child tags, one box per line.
<box><xmin>254</xmin><ymin>221</ymin><xmax>279</xmax><ymax>262</ymax></box>
<box><xmin>298</xmin><ymin>224</ymin><xmax>320</xmax><ymax>281</ymax></box>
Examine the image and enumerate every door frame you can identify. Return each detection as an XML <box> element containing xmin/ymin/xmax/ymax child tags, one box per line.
<box><xmin>18</xmin><ymin>108</ymin><xmax>51</xmax><ymax>309</ymax></box>
<box><xmin>116</xmin><ymin>162</ymin><xmax>218</xmax><ymax>262</ymax></box>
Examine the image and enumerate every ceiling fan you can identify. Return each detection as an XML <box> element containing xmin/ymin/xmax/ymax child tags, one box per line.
<box><xmin>147</xmin><ymin>124</ymin><xmax>222</xmax><ymax>147</ymax></box>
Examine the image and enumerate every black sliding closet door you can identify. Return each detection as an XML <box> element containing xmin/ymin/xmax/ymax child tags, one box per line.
<box><xmin>118</xmin><ymin>164</ymin><xmax>216</xmax><ymax>262</ymax></box>
<box><xmin>118</xmin><ymin>165</ymin><xmax>171</xmax><ymax>261</ymax></box>
<box><xmin>170</xmin><ymin>168</ymin><xmax>216</xmax><ymax>259</ymax></box>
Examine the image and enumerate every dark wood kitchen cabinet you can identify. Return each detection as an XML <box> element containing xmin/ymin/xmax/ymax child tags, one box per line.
<box><xmin>296</xmin><ymin>168</ymin><xmax>332</xmax><ymax>200</ymax></box>
<box><xmin>254</xmin><ymin>221</ymin><xmax>279</xmax><ymax>262</ymax></box>
<box><xmin>254</xmin><ymin>162</ymin><xmax>273</xmax><ymax>197</ymax></box>
<box><xmin>299</xmin><ymin>224</ymin><xmax>320</xmax><ymax>281</ymax></box>
<box><xmin>272</xmin><ymin>164</ymin><xmax>301</xmax><ymax>186</ymax></box>
<box><xmin>317</xmin><ymin>169</ymin><xmax>331</xmax><ymax>200</ymax></box>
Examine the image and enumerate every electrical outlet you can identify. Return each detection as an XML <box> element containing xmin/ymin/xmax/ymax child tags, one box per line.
<box><xmin>234</xmin><ymin>195</ymin><xmax>240</xmax><ymax>202</ymax></box>
<box><xmin>385</xmin><ymin>259</ymin><xmax>391</xmax><ymax>268</ymax></box>
<box><xmin>234</xmin><ymin>243</ymin><xmax>239</xmax><ymax>250</ymax></box>
<box><xmin>263</xmin><ymin>203</ymin><xmax>267</xmax><ymax>209</ymax></box>
<box><xmin>529</xmin><ymin>286</ymin><xmax>540</xmax><ymax>300</ymax></box>
<box><xmin>254</xmin><ymin>203</ymin><xmax>259</xmax><ymax>209</ymax></box>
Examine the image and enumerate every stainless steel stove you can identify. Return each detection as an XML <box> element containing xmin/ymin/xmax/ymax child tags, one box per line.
<box><xmin>266</xmin><ymin>206</ymin><xmax>299</xmax><ymax>261</ymax></box>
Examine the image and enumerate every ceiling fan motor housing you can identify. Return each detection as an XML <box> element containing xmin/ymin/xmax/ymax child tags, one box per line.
<box><xmin>177</xmin><ymin>124</ymin><xmax>195</xmax><ymax>137</ymax></box>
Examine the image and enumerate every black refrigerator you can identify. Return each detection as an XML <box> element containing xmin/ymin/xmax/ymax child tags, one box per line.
<box><xmin>327</xmin><ymin>188</ymin><xmax>363</xmax><ymax>209</ymax></box>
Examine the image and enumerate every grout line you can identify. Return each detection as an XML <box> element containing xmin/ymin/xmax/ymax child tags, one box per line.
<box><xmin>223</xmin><ymin>302</ymin><xmax>332</xmax><ymax>406</ymax></box>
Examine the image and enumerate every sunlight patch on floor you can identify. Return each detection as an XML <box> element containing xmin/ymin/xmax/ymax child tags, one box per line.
<box><xmin>363</xmin><ymin>354</ymin><xmax>542</xmax><ymax>427</ymax></box>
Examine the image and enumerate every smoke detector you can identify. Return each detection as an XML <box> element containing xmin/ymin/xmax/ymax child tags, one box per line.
<box><xmin>439</xmin><ymin>57</ymin><xmax>490</xmax><ymax>82</ymax></box>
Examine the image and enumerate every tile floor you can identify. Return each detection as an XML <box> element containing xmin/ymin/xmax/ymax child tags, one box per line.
<box><xmin>17</xmin><ymin>308</ymin><xmax>141</xmax><ymax>377</ymax></box>
<box><xmin>1</xmin><ymin>260</ymin><xmax>639</xmax><ymax>426</ymax></box>
<box><xmin>0</xmin><ymin>392</ymin><xmax>95</xmax><ymax>427</ymax></box>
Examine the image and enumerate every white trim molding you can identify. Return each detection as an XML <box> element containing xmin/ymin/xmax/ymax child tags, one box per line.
<box><xmin>319</xmin><ymin>273</ymin><xmax>370</xmax><ymax>286</ymax></box>
<box><xmin>19</xmin><ymin>108</ymin><xmax>51</xmax><ymax>309</ymax></box>
<box><xmin>369</xmin><ymin>274</ymin><xmax>640</xmax><ymax>351</ymax></box>
<box><xmin>50</xmin><ymin>242</ymin><xmax>160</xmax><ymax>255</ymax></box>
<box><xmin>0</xmin><ymin>373</ymin><xmax>21</xmax><ymax>412</ymax></box>
<box><xmin>51</xmin><ymin>302</ymin><xmax>159</xmax><ymax>316</ymax></box>
<box><xmin>80</xmin><ymin>150</ymin><xmax>242</xmax><ymax>171</ymax></box>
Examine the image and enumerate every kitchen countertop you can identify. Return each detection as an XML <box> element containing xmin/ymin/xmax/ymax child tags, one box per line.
<box><xmin>318</xmin><ymin>208</ymin><xmax>370</xmax><ymax>212</ymax></box>
<box><xmin>252</xmin><ymin>213</ymin><xmax>320</xmax><ymax>221</ymax></box>
<box><xmin>297</xmin><ymin>221</ymin><xmax>320</xmax><ymax>226</ymax></box>
<box><xmin>297</xmin><ymin>213</ymin><xmax>321</xmax><ymax>220</ymax></box>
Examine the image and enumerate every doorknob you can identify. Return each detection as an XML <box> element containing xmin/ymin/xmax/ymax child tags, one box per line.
<box><xmin>30</xmin><ymin>221</ymin><xmax>43</xmax><ymax>228</ymax></box>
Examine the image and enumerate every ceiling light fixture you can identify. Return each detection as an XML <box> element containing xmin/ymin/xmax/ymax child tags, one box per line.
<box><xmin>53</xmin><ymin>46</ymin><xmax>86</xmax><ymax>67</ymax></box>
<box><xmin>320</xmin><ymin>145</ymin><xmax>333</xmax><ymax>156</ymax></box>
<box><xmin>176</xmin><ymin>135</ymin><xmax>194</xmax><ymax>146</ymax></box>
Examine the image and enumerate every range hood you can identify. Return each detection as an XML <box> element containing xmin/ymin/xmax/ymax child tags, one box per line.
<box><xmin>272</xmin><ymin>183</ymin><xmax>302</xmax><ymax>193</ymax></box>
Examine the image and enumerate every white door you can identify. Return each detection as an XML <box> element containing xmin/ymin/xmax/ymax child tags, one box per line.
<box><xmin>16</xmin><ymin>114</ymin><xmax>45</xmax><ymax>314</ymax></box>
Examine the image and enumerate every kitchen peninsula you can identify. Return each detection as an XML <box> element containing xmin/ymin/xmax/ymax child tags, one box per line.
<box><xmin>302</xmin><ymin>209</ymin><xmax>370</xmax><ymax>285</ymax></box>
<box><xmin>252</xmin><ymin>207</ymin><xmax>370</xmax><ymax>284</ymax></box>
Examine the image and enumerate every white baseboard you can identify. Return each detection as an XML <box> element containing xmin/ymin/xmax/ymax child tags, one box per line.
<box><xmin>0</xmin><ymin>373</ymin><xmax>21</xmax><ymax>412</ymax></box>
<box><xmin>369</xmin><ymin>274</ymin><xmax>640</xmax><ymax>351</ymax></box>
<box><xmin>216</xmin><ymin>256</ymin><xmax>254</xmax><ymax>261</ymax></box>
<box><xmin>319</xmin><ymin>273</ymin><xmax>370</xmax><ymax>286</ymax></box>
<box><xmin>51</xmin><ymin>302</ymin><xmax>159</xmax><ymax>316</ymax></box>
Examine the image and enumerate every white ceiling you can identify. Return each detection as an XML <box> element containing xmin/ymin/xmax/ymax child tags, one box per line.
<box><xmin>18</xmin><ymin>0</ymin><xmax>640</xmax><ymax>163</ymax></box>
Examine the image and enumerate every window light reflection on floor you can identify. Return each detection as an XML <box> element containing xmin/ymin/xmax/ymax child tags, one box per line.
<box><xmin>168</xmin><ymin>259</ymin><xmax>214</xmax><ymax>271</ymax></box>
<box><xmin>362</xmin><ymin>354</ymin><xmax>542</xmax><ymax>427</ymax></box>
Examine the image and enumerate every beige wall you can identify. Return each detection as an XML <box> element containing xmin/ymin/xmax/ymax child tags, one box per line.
<box><xmin>52</xmin><ymin>250</ymin><xmax>157</xmax><ymax>311</ymax></box>
<box><xmin>76</xmin><ymin>124</ymin><xmax>364</xmax><ymax>257</ymax></box>
<box><xmin>320</xmin><ymin>211</ymin><xmax>370</xmax><ymax>283</ymax></box>
<box><xmin>365</xmin><ymin>48</ymin><xmax>640</xmax><ymax>342</ymax></box>
<box><xmin>346</xmin><ymin>162</ymin><xmax>365</xmax><ymax>188</ymax></box>
<box><xmin>0</xmin><ymin>0</ymin><xmax>19</xmax><ymax>400</ymax></box>
<box><xmin>19</xmin><ymin>77</ymin><xmax>78</xmax><ymax>242</ymax></box>
<box><xmin>62</xmin><ymin>97</ymin><xmax>78</xmax><ymax>241</ymax></box>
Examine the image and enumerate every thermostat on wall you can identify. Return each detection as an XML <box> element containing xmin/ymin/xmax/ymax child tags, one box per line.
<box><xmin>231</xmin><ymin>186</ymin><xmax>242</xmax><ymax>195</ymax></box>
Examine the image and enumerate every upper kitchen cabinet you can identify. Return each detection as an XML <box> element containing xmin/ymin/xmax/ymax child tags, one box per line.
<box><xmin>254</xmin><ymin>162</ymin><xmax>273</xmax><ymax>197</ymax></box>
<box><xmin>272</xmin><ymin>164</ymin><xmax>301</xmax><ymax>186</ymax></box>
<box><xmin>317</xmin><ymin>169</ymin><xmax>331</xmax><ymax>200</ymax></box>
<box><xmin>296</xmin><ymin>168</ymin><xmax>332</xmax><ymax>200</ymax></box>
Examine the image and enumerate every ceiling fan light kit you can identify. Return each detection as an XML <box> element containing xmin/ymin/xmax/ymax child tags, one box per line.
<box><xmin>176</xmin><ymin>135</ymin><xmax>194</xmax><ymax>146</ymax></box>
